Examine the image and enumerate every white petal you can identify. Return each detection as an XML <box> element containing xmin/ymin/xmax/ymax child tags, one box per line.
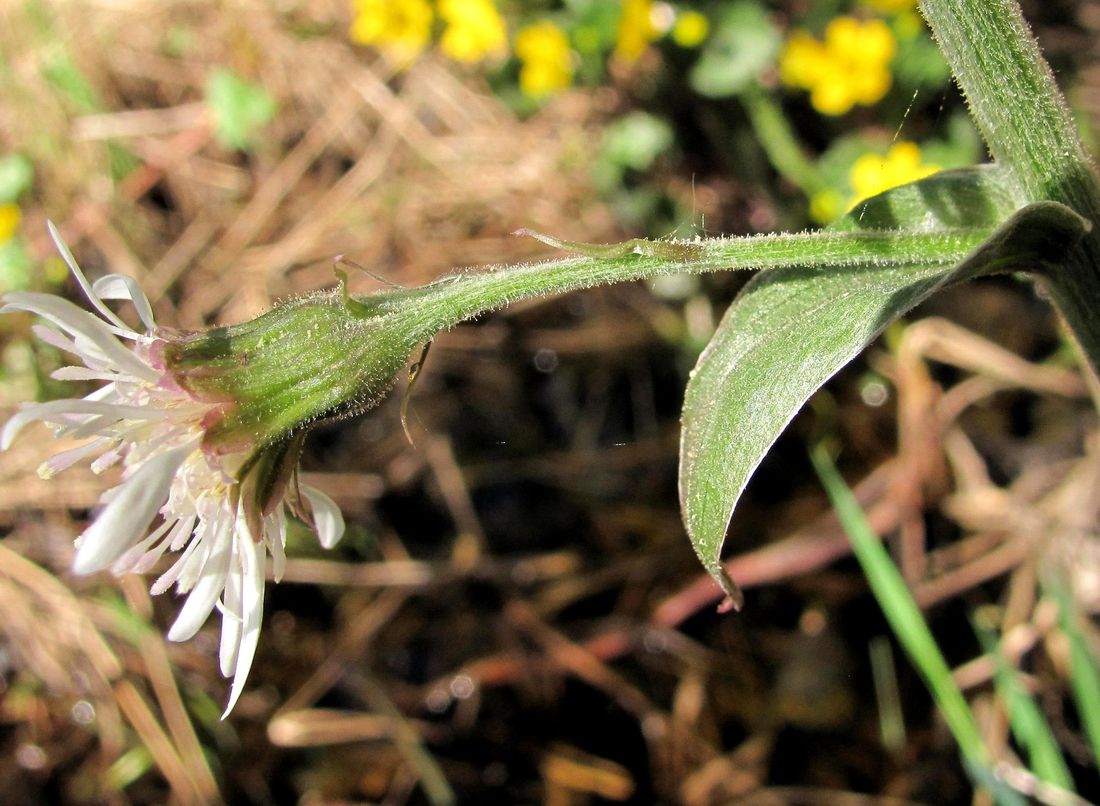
<box><xmin>63</xmin><ymin>413</ymin><xmax>138</xmax><ymax>441</ymax></box>
<box><xmin>37</xmin><ymin>437</ymin><xmax>110</xmax><ymax>478</ymax></box>
<box><xmin>150</xmin><ymin>527</ymin><xmax>201</xmax><ymax>595</ymax></box>
<box><xmin>32</xmin><ymin>324</ymin><xmax>81</xmax><ymax>356</ymax></box>
<box><xmin>219</xmin><ymin>551</ymin><xmax>244</xmax><ymax>677</ymax></box>
<box><xmin>47</xmin><ymin>221</ymin><xmax>132</xmax><ymax>333</ymax></box>
<box><xmin>173</xmin><ymin>527</ymin><xmax>216</xmax><ymax>594</ymax></box>
<box><xmin>167</xmin><ymin>514</ymin><xmax>198</xmax><ymax>552</ymax></box>
<box><xmin>111</xmin><ymin>519</ymin><xmax>173</xmax><ymax>574</ymax></box>
<box><xmin>222</xmin><ymin>532</ymin><xmax>265</xmax><ymax>718</ymax></box>
<box><xmin>72</xmin><ymin>443</ymin><xmax>194</xmax><ymax>575</ymax></box>
<box><xmin>266</xmin><ymin>509</ymin><xmax>287</xmax><ymax>583</ymax></box>
<box><xmin>92</xmin><ymin>274</ymin><xmax>157</xmax><ymax>332</ymax></box>
<box><xmin>301</xmin><ymin>485</ymin><xmax>345</xmax><ymax>549</ymax></box>
<box><xmin>3</xmin><ymin>292</ymin><xmax>155</xmax><ymax>380</ymax></box>
<box><xmin>50</xmin><ymin>366</ymin><xmax>120</xmax><ymax>382</ymax></box>
<box><xmin>89</xmin><ymin>444</ymin><xmax>125</xmax><ymax>474</ymax></box>
<box><xmin>83</xmin><ymin>383</ymin><xmax>119</xmax><ymax>403</ymax></box>
<box><xmin>167</xmin><ymin>519</ymin><xmax>232</xmax><ymax>642</ymax></box>
<box><xmin>3</xmin><ymin>399</ymin><xmax>166</xmax><ymax>450</ymax></box>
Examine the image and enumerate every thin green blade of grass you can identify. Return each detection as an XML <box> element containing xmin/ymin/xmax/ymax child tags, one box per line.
<box><xmin>973</xmin><ymin>609</ymin><xmax>1075</xmax><ymax>791</ymax></box>
<box><xmin>808</xmin><ymin>444</ymin><xmax>1025</xmax><ymax>804</ymax></box>
<box><xmin>1051</xmin><ymin>586</ymin><xmax>1100</xmax><ymax>768</ymax></box>
<box><xmin>869</xmin><ymin>635</ymin><xmax>907</xmax><ymax>752</ymax></box>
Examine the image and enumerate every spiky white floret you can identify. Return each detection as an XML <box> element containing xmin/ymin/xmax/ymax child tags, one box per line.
<box><xmin>2</xmin><ymin>223</ymin><xmax>344</xmax><ymax>716</ymax></box>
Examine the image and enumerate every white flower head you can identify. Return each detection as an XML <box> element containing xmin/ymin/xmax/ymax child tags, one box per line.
<box><xmin>3</xmin><ymin>223</ymin><xmax>346</xmax><ymax>717</ymax></box>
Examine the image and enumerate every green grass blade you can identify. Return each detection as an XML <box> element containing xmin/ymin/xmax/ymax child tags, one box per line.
<box><xmin>812</xmin><ymin>446</ymin><xmax>1040</xmax><ymax>805</ymax></box>
<box><xmin>973</xmin><ymin>611</ymin><xmax>1075</xmax><ymax>791</ymax></box>
<box><xmin>810</xmin><ymin>444</ymin><xmax>987</xmax><ymax>766</ymax></box>
<box><xmin>1051</xmin><ymin>588</ymin><xmax>1100</xmax><ymax>768</ymax></box>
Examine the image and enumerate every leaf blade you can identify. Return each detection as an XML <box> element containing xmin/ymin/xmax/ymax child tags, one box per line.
<box><xmin>679</xmin><ymin>171</ymin><xmax>1088</xmax><ymax>601</ymax></box>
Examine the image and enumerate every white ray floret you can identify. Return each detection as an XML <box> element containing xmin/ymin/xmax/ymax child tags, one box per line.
<box><xmin>3</xmin><ymin>223</ymin><xmax>346</xmax><ymax>717</ymax></box>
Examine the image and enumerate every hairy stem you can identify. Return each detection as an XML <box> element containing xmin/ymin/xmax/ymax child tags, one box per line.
<box><xmin>919</xmin><ymin>0</ymin><xmax>1100</xmax><ymax>374</ymax></box>
<box><xmin>379</xmin><ymin>228</ymin><xmax>990</xmax><ymax>343</ymax></box>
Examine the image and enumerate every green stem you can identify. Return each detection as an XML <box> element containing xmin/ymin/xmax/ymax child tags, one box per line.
<box><xmin>742</xmin><ymin>84</ymin><xmax>829</xmax><ymax>200</ymax></box>
<box><xmin>919</xmin><ymin>0</ymin><xmax>1100</xmax><ymax>375</ymax></box>
<box><xmin>378</xmin><ymin>228</ymin><xmax>990</xmax><ymax>342</ymax></box>
<box><xmin>917</xmin><ymin>0</ymin><xmax>1093</xmax><ymax>206</ymax></box>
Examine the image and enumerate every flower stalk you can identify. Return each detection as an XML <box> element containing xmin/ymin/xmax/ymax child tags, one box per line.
<box><xmin>384</xmin><ymin>225</ymin><xmax>994</xmax><ymax>341</ymax></box>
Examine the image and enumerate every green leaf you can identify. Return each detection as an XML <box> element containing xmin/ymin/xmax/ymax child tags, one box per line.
<box><xmin>679</xmin><ymin>168</ymin><xmax>1088</xmax><ymax>605</ymax></box>
<box><xmin>918</xmin><ymin>0</ymin><xmax>1094</xmax><ymax>209</ymax></box>
<box><xmin>42</xmin><ymin>50</ymin><xmax>102</xmax><ymax>114</ymax></box>
<box><xmin>688</xmin><ymin>1</ymin><xmax>778</xmax><ymax>98</ymax></box>
<box><xmin>597</xmin><ymin>112</ymin><xmax>674</xmax><ymax>173</ymax></box>
<box><xmin>0</xmin><ymin>239</ymin><xmax>32</xmax><ymax>292</ymax></box>
<box><xmin>205</xmin><ymin>68</ymin><xmax>277</xmax><ymax>151</ymax></box>
<box><xmin>0</xmin><ymin>154</ymin><xmax>34</xmax><ymax>203</ymax></box>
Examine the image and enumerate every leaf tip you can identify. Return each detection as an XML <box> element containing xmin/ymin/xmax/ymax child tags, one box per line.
<box><xmin>715</xmin><ymin>566</ymin><xmax>745</xmax><ymax>613</ymax></box>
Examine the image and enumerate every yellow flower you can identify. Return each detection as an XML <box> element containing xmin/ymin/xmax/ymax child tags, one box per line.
<box><xmin>615</xmin><ymin>0</ymin><xmax>660</xmax><ymax>64</ymax></box>
<box><xmin>0</xmin><ymin>203</ymin><xmax>20</xmax><ymax>242</ymax></box>
<box><xmin>778</xmin><ymin>16</ymin><xmax>896</xmax><ymax>115</ymax></box>
<box><xmin>439</xmin><ymin>0</ymin><xmax>508</xmax><ymax>63</ymax></box>
<box><xmin>515</xmin><ymin>21</ymin><xmax>574</xmax><ymax>98</ymax></box>
<box><xmin>809</xmin><ymin>190</ymin><xmax>843</xmax><ymax>225</ymax></box>
<box><xmin>349</xmin><ymin>0</ymin><xmax>433</xmax><ymax>67</ymax></box>
<box><xmin>671</xmin><ymin>11</ymin><xmax>709</xmax><ymax>48</ymax></box>
<box><xmin>849</xmin><ymin>142</ymin><xmax>939</xmax><ymax>205</ymax></box>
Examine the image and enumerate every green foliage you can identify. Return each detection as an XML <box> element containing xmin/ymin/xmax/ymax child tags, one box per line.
<box><xmin>973</xmin><ymin>609</ymin><xmax>1075</xmax><ymax>793</ymax></box>
<box><xmin>688</xmin><ymin>1</ymin><xmax>778</xmax><ymax>98</ymax></box>
<box><xmin>0</xmin><ymin>154</ymin><xmax>33</xmax><ymax>202</ymax></box>
<box><xmin>596</xmin><ymin>111</ymin><xmax>674</xmax><ymax>179</ymax></box>
<box><xmin>1052</xmin><ymin>586</ymin><xmax>1100</xmax><ymax>768</ymax></box>
<box><xmin>809</xmin><ymin>446</ymin><xmax>993</xmax><ymax>774</ymax></box>
<box><xmin>204</xmin><ymin>68</ymin><xmax>277</xmax><ymax>151</ymax></box>
<box><xmin>0</xmin><ymin>240</ymin><xmax>31</xmax><ymax>293</ymax></box>
<box><xmin>678</xmin><ymin>174</ymin><xmax>1086</xmax><ymax>604</ymax></box>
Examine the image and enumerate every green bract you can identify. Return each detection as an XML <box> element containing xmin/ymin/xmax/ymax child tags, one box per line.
<box><xmin>164</xmin><ymin>288</ymin><xmax>421</xmax><ymax>454</ymax></box>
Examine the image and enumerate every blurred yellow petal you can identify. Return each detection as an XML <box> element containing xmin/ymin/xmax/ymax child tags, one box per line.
<box><xmin>811</xmin><ymin>81</ymin><xmax>857</xmax><ymax>116</ymax></box>
<box><xmin>439</xmin><ymin>0</ymin><xmax>508</xmax><ymax>63</ymax></box>
<box><xmin>810</xmin><ymin>190</ymin><xmax>843</xmax><ymax>225</ymax></box>
<box><xmin>516</xmin><ymin>21</ymin><xmax>574</xmax><ymax>98</ymax></box>
<box><xmin>349</xmin><ymin>0</ymin><xmax>433</xmax><ymax>67</ymax></box>
<box><xmin>671</xmin><ymin>11</ymin><xmax>709</xmax><ymax>48</ymax></box>
<box><xmin>850</xmin><ymin>142</ymin><xmax>939</xmax><ymax>203</ymax></box>
<box><xmin>781</xmin><ymin>16</ymin><xmax>897</xmax><ymax>114</ymax></box>
<box><xmin>824</xmin><ymin>16</ymin><xmax>862</xmax><ymax>54</ymax></box>
<box><xmin>615</xmin><ymin>0</ymin><xmax>660</xmax><ymax>64</ymax></box>
<box><xmin>0</xmin><ymin>204</ymin><xmax>21</xmax><ymax>243</ymax></box>
<box><xmin>778</xmin><ymin>32</ymin><xmax>828</xmax><ymax>90</ymax></box>
<box><xmin>852</xmin><ymin>67</ymin><xmax>893</xmax><ymax>105</ymax></box>
<box><xmin>854</xmin><ymin>19</ymin><xmax>897</xmax><ymax>65</ymax></box>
